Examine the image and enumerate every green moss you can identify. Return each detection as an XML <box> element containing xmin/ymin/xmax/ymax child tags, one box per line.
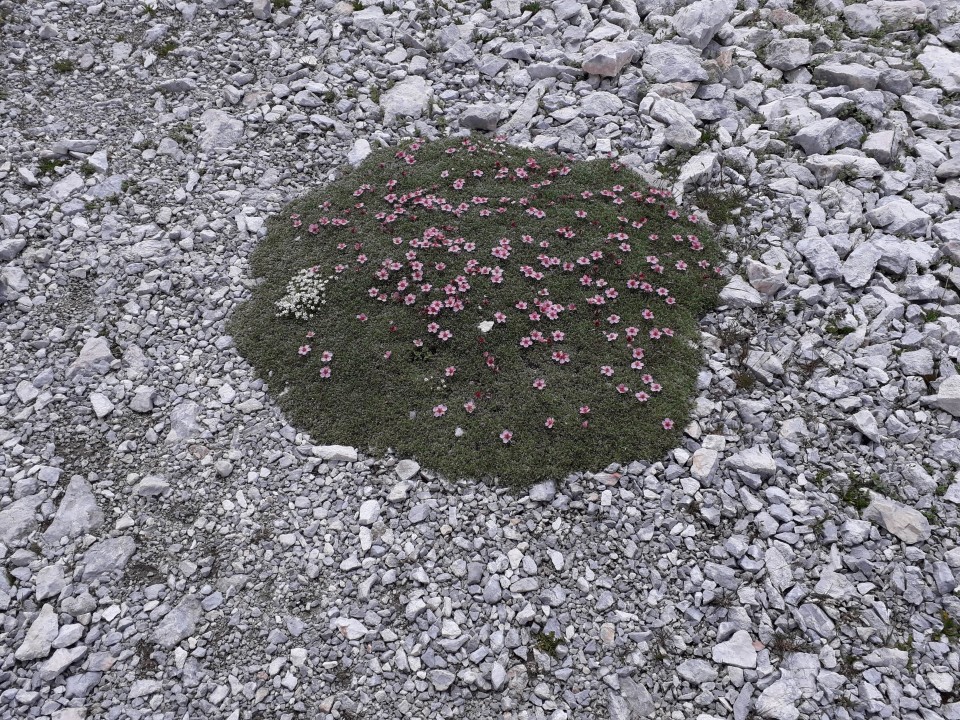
<box><xmin>533</xmin><ymin>631</ymin><xmax>562</xmax><ymax>656</ymax></box>
<box><xmin>227</xmin><ymin>136</ymin><xmax>725</xmax><ymax>487</ymax></box>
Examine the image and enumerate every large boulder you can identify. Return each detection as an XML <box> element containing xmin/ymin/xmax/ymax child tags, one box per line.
<box><xmin>642</xmin><ymin>43</ymin><xmax>708</xmax><ymax>82</ymax></box>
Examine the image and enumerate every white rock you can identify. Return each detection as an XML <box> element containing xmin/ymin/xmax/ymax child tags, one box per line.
<box><xmin>690</xmin><ymin>448</ymin><xmax>719</xmax><ymax>481</ymax></box>
<box><xmin>712</xmin><ymin>630</ymin><xmax>757</xmax><ymax>668</ymax></box>
<box><xmin>862</xmin><ymin>493</ymin><xmax>931</xmax><ymax>544</ymax></box>
<box><xmin>347</xmin><ymin>139</ymin><xmax>371</xmax><ymax>166</ymax></box>
<box><xmin>90</xmin><ymin>392</ymin><xmax>114</xmax><ymax>418</ymax></box>
<box><xmin>333</xmin><ymin>617</ymin><xmax>368</xmax><ymax>640</ymax></box>
<box><xmin>381</xmin><ymin>76</ymin><xmax>432</xmax><ymax>125</ymax></box>
<box><xmin>850</xmin><ymin>409</ymin><xmax>881</xmax><ymax>442</ymax></box>
<box><xmin>726</xmin><ymin>446</ymin><xmax>776</xmax><ymax>477</ymax></box>
<box><xmin>918</xmin><ymin>45</ymin><xmax>960</xmax><ymax>93</ymax></box>
<box><xmin>313</xmin><ymin>445</ymin><xmax>358</xmax><ymax>463</ymax></box>
<box><xmin>358</xmin><ymin>499</ymin><xmax>380</xmax><ymax>526</ymax></box>
<box><xmin>719</xmin><ymin>276</ymin><xmax>762</xmax><ymax>308</ymax></box>
<box><xmin>395</xmin><ymin>459</ymin><xmax>420</xmax><ymax>482</ymax></box>
<box><xmin>927</xmin><ymin>375</ymin><xmax>960</xmax><ymax>416</ymax></box>
<box><xmin>199</xmin><ymin>109</ymin><xmax>244</xmax><ymax>151</ymax></box>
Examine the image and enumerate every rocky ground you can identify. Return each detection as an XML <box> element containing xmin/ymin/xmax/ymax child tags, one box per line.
<box><xmin>2</xmin><ymin>0</ymin><xmax>960</xmax><ymax>718</ymax></box>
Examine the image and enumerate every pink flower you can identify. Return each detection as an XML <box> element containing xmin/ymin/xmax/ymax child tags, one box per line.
<box><xmin>616</xmin><ymin>384</ymin><xmax>629</xmax><ymax>394</ymax></box>
<box><xmin>494</xmin><ymin>311</ymin><xmax>507</xmax><ymax>323</ymax></box>
<box><xmin>515</xmin><ymin>301</ymin><xmax>528</xmax><ymax>310</ymax></box>
<box><xmin>427</xmin><ymin>322</ymin><xmax>440</xmax><ymax>334</ymax></box>
<box><xmin>635</xmin><ymin>391</ymin><xmax>649</xmax><ymax>402</ymax></box>
<box><xmin>552</xmin><ymin>330</ymin><xmax>564</xmax><ymax>342</ymax></box>
<box><xmin>306</xmin><ymin>331</ymin><xmax>315</xmax><ymax>338</ymax></box>
<box><xmin>666</xmin><ymin>297</ymin><xmax>676</xmax><ymax>305</ymax></box>
<box><xmin>631</xmin><ymin>361</ymin><xmax>644</xmax><ymax>370</ymax></box>
<box><xmin>649</xmin><ymin>328</ymin><xmax>662</xmax><ymax>339</ymax></box>
<box><xmin>413</xmin><ymin>339</ymin><xmax>423</xmax><ymax>348</ymax></box>
<box><xmin>438</xmin><ymin>330</ymin><xmax>452</xmax><ymax>341</ymax></box>
<box><xmin>357</xmin><ymin>313</ymin><xmax>368</xmax><ymax>322</ymax></box>
<box><xmin>552</xmin><ymin>351</ymin><xmax>570</xmax><ymax>364</ymax></box>
<box><xmin>433</xmin><ymin>404</ymin><xmax>447</xmax><ymax>417</ymax></box>
<box><xmin>579</xmin><ymin>406</ymin><xmax>590</xmax><ymax>415</ymax></box>
<box><xmin>533</xmin><ymin>378</ymin><xmax>546</xmax><ymax>390</ymax></box>
<box><xmin>632</xmin><ymin>347</ymin><xmax>645</xmax><ymax>359</ymax></box>
<box><xmin>642</xmin><ymin>374</ymin><xmax>653</xmax><ymax>384</ymax></box>
<box><xmin>384</xmin><ymin>351</ymin><xmax>392</xmax><ymax>359</ymax></box>
<box><xmin>319</xmin><ymin>367</ymin><xmax>332</xmax><ymax>379</ymax></box>
<box><xmin>298</xmin><ymin>345</ymin><xmax>311</xmax><ymax>356</ymax></box>
<box><xmin>500</xmin><ymin>429</ymin><xmax>513</xmax><ymax>444</ymax></box>
<box><xmin>545</xmin><ymin>417</ymin><xmax>555</xmax><ymax>429</ymax></box>
<box><xmin>662</xmin><ymin>418</ymin><xmax>674</xmax><ymax>430</ymax></box>
<box><xmin>321</xmin><ymin>350</ymin><xmax>333</xmax><ymax>362</ymax></box>
<box><xmin>520</xmin><ymin>336</ymin><xmax>533</xmax><ymax>348</ymax></box>
<box><xmin>663</xmin><ymin>328</ymin><xmax>674</xmax><ymax>337</ymax></box>
<box><xmin>600</xmin><ymin>366</ymin><xmax>614</xmax><ymax>377</ymax></box>
<box><xmin>606</xmin><ymin>332</ymin><xmax>618</xmax><ymax>342</ymax></box>
<box><xmin>464</xmin><ymin>400</ymin><xmax>476</xmax><ymax>413</ymax></box>
<box><xmin>650</xmin><ymin>383</ymin><xmax>662</xmax><ymax>392</ymax></box>
<box><xmin>445</xmin><ymin>366</ymin><xmax>456</xmax><ymax>377</ymax></box>
<box><xmin>607</xmin><ymin>315</ymin><xmax>620</xmax><ymax>324</ymax></box>
<box><xmin>642</xmin><ymin>309</ymin><xmax>654</xmax><ymax>320</ymax></box>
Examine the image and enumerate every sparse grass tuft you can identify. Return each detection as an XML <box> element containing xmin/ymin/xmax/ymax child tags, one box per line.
<box><xmin>533</xmin><ymin>631</ymin><xmax>562</xmax><ymax>656</ymax></box>
<box><xmin>156</xmin><ymin>40</ymin><xmax>178</xmax><ymax>58</ymax></box>
<box><xmin>38</xmin><ymin>157</ymin><xmax>68</xmax><ymax>176</ymax></box>
<box><xmin>53</xmin><ymin>58</ymin><xmax>76</xmax><ymax>73</ymax></box>
<box><xmin>228</xmin><ymin>136</ymin><xmax>725</xmax><ymax>486</ymax></box>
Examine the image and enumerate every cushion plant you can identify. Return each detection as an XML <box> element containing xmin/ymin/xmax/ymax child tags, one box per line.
<box><xmin>229</xmin><ymin>135</ymin><xmax>725</xmax><ymax>486</ymax></box>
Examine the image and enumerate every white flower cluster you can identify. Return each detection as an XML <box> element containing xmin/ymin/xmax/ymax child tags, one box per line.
<box><xmin>275</xmin><ymin>266</ymin><xmax>334</xmax><ymax>320</ymax></box>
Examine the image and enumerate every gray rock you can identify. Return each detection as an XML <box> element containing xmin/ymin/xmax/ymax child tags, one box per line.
<box><xmin>198</xmin><ymin>109</ymin><xmax>244</xmax><ymax>151</ymax></box>
<box><xmin>582</xmin><ymin>41</ymin><xmax>637</xmax><ymax>77</ymax></box>
<box><xmin>166</xmin><ymin>400</ymin><xmax>202</xmax><ymax>443</ymax></box>
<box><xmin>812</xmin><ymin>62</ymin><xmax>880</xmax><ymax>90</ymax></box>
<box><xmin>429</xmin><ymin>669</ymin><xmax>456</xmax><ymax>691</ymax></box>
<box><xmin>866</xmin><ymin>197</ymin><xmax>930</xmax><ymax>237</ymax></box>
<box><xmin>713</xmin><ymin>630</ymin><xmax>757</xmax><ymax>668</ymax></box>
<box><xmin>528</xmin><ymin>480</ymin><xmax>556</xmax><ymax>502</ymax></box>
<box><xmin>38</xmin><ymin>646</ymin><xmax>88</xmax><ymax>682</ymax></box>
<box><xmin>642</xmin><ymin>43</ymin><xmax>708</xmax><ymax>83</ymax></box>
<box><xmin>900</xmin><ymin>348</ymin><xmax>934</xmax><ymax>376</ymax></box>
<box><xmin>754</xmin><ymin>676</ymin><xmax>802</xmax><ymax>720</ymax></box>
<box><xmin>0</xmin><ymin>494</ymin><xmax>43</xmax><ymax>545</ymax></box>
<box><xmin>155</xmin><ymin>78</ymin><xmax>196</xmax><ymax>94</ymax></box>
<box><xmin>677</xmin><ymin>658</ymin><xmax>719</xmax><ymax>683</ymax></box>
<box><xmin>796</xmin><ymin>234</ymin><xmax>841</xmax><ymax>281</ymax></box>
<box><xmin>764</xmin><ymin>38</ymin><xmax>811</xmax><ymax>71</ymax></box>
<box><xmin>130</xmin><ymin>385</ymin><xmax>156</xmax><ymax>413</ymax></box>
<box><xmin>35</xmin><ymin>564</ymin><xmax>66</xmax><ymax>601</ymax></box>
<box><xmin>352</xmin><ymin>6</ymin><xmax>384</xmax><ymax>32</ymax></box>
<box><xmin>862</xmin><ymin>493</ymin><xmax>931</xmax><ymax>544</ymax></box>
<box><xmin>42</xmin><ymin>476</ymin><xmax>103</xmax><ymax>544</ymax></box>
<box><xmin>582</xmin><ymin>91</ymin><xmax>624</xmax><ymax>118</ymax></box>
<box><xmin>792</xmin><ymin>118</ymin><xmax>861</xmax><ymax>155</ymax></box>
<box><xmin>133</xmin><ymin>475</ymin><xmax>170</xmax><ymax>497</ymax></box>
<box><xmin>0</xmin><ymin>237</ymin><xmax>27</xmax><ymax>262</ymax></box>
<box><xmin>843</xmin><ymin>4</ymin><xmax>881</xmax><ymax>34</ymax></box>
<box><xmin>15</xmin><ymin>604</ymin><xmax>59</xmax><ymax>662</ymax></box>
<box><xmin>461</xmin><ymin>103</ymin><xmax>502</xmax><ymax>131</ymax></box>
<box><xmin>66</xmin><ymin>336</ymin><xmax>115</xmax><ymax>381</ymax></box>
<box><xmin>79</xmin><ymin>536</ymin><xmax>136</xmax><ymax>580</ymax></box>
<box><xmin>48</xmin><ymin>172</ymin><xmax>84</xmax><ymax>201</ymax></box>
<box><xmin>671</xmin><ymin>0</ymin><xmax>735</xmax><ymax>49</ymax></box>
<box><xmin>841</xmin><ymin>242</ymin><xmax>881</xmax><ymax>288</ymax></box>
<box><xmin>153</xmin><ymin>595</ymin><xmax>202</xmax><ymax>648</ymax></box>
<box><xmin>619</xmin><ymin>676</ymin><xmax>655</xmax><ymax>716</ymax></box>
<box><xmin>252</xmin><ymin>0</ymin><xmax>271</xmax><ymax>20</ymax></box>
